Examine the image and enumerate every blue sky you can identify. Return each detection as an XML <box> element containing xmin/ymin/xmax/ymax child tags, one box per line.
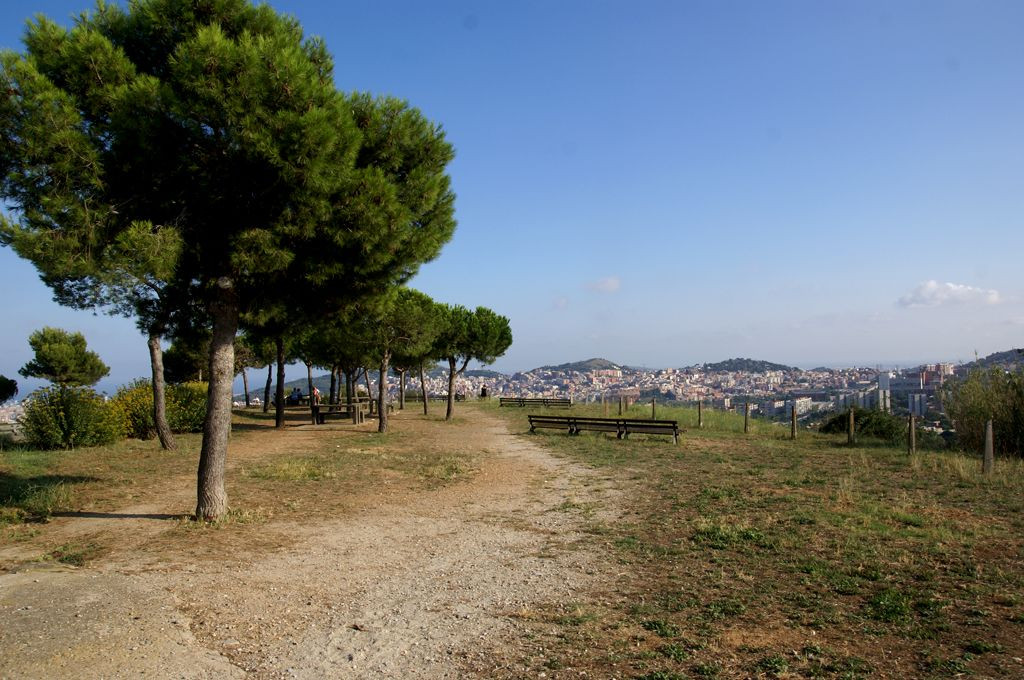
<box><xmin>2</xmin><ymin>0</ymin><xmax>1023</xmax><ymax>395</ymax></box>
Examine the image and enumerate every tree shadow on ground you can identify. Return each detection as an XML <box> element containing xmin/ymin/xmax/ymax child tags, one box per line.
<box><xmin>50</xmin><ymin>510</ymin><xmax>184</xmax><ymax>520</ymax></box>
<box><xmin>0</xmin><ymin>474</ymin><xmax>98</xmax><ymax>503</ymax></box>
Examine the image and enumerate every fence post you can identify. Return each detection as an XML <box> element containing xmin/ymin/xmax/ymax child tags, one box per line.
<box><xmin>618</xmin><ymin>395</ymin><xmax>623</xmax><ymax>416</ymax></box>
<box><xmin>743</xmin><ymin>402</ymin><xmax>750</xmax><ymax>434</ymax></box>
<box><xmin>698</xmin><ymin>400</ymin><xmax>703</xmax><ymax>429</ymax></box>
<box><xmin>983</xmin><ymin>419</ymin><xmax>994</xmax><ymax>475</ymax></box>
<box><xmin>908</xmin><ymin>414</ymin><xmax>916</xmax><ymax>455</ymax></box>
<box><xmin>847</xmin><ymin>408</ymin><xmax>855</xmax><ymax>445</ymax></box>
<box><xmin>790</xmin><ymin>404</ymin><xmax>797</xmax><ymax>440</ymax></box>
<box><xmin>602</xmin><ymin>393</ymin><xmax>607</xmax><ymax>417</ymax></box>
<box><xmin>651</xmin><ymin>397</ymin><xmax>656</xmax><ymax>419</ymax></box>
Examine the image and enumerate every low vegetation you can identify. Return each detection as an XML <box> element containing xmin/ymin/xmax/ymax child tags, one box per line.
<box><xmin>111</xmin><ymin>379</ymin><xmax>207</xmax><ymax>439</ymax></box>
<box><xmin>490</xmin><ymin>400</ymin><xmax>1024</xmax><ymax>679</ymax></box>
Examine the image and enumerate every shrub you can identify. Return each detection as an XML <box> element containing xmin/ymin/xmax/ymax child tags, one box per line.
<box><xmin>112</xmin><ymin>379</ymin><xmax>156</xmax><ymax>439</ymax></box>
<box><xmin>944</xmin><ymin>367</ymin><xmax>1024</xmax><ymax>457</ymax></box>
<box><xmin>21</xmin><ymin>386</ymin><xmax>123</xmax><ymax>449</ymax></box>
<box><xmin>111</xmin><ymin>379</ymin><xmax>208</xmax><ymax>439</ymax></box>
<box><xmin>820</xmin><ymin>407</ymin><xmax>905</xmax><ymax>446</ymax></box>
<box><xmin>167</xmin><ymin>382</ymin><xmax>207</xmax><ymax>433</ymax></box>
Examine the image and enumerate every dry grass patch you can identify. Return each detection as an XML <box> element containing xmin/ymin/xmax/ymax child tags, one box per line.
<box><xmin>1</xmin><ymin>408</ymin><xmax>482</xmax><ymax>569</ymax></box>
<box><xmin>485</xmin><ymin>400</ymin><xmax>1024</xmax><ymax>679</ymax></box>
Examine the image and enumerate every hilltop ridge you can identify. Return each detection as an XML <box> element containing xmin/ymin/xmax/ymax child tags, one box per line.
<box><xmin>701</xmin><ymin>357</ymin><xmax>797</xmax><ymax>373</ymax></box>
<box><xmin>532</xmin><ymin>358</ymin><xmax>621</xmax><ymax>373</ymax></box>
<box><xmin>963</xmin><ymin>348</ymin><xmax>1023</xmax><ymax>371</ymax></box>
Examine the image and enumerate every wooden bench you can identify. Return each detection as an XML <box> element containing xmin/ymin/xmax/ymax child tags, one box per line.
<box><xmin>0</xmin><ymin>422</ymin><xmax>21</xmax><ymax>441</ymax></box>
<box><xmin>526</xmin><ymin>414</ymin><xmax>577</xmax><ymax>433</ymax></box>
<box><xmin>311</xmin><ymin>403</ymin><xmax>366</xmax><ymax>425</ymax></box>
<box><xmin>527</xmin><ymin>415</ymin><xmax>679</xmax><ymax>444</ymax></box>
<box><xmin>500</xmin><ymin>397</ymin><xmax>572</xmax><ymax>408</ymax></box>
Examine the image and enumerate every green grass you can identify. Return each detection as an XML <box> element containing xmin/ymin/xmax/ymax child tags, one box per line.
<box><xmin>45</xmin><ymin>540</ymin><xmax>106</xmax><ymax>566</ymax></box>
<box><xmin>485</xmin><ymin>399</ymin><xmax>1024</xmax><ymax>679</ymax></box>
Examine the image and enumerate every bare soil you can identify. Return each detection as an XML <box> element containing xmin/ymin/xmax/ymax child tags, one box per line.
<box><xmin>0</xmin><ymin>406</ymin><xmax>620</xmax><ymax>678</ymax></box>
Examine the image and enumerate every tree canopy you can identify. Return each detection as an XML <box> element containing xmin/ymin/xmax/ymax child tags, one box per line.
<box><xmin>434</xmin><ymin>305</ymin><xmax>512</xmax><ymax>419</ymax></box>
<box><xmin>0</xmin><ymin>0</ymin><xmax>458</xmax><ymax>519</ymax></box>
<box><xmin>19</xmin><ymin>327</ymin><xmax>109</xmax><ymax>387</ymax></box>
<box><xmin>0</xmin><ymin>375</ymin><xmax>17</xmax><ymax>404</ymax></box>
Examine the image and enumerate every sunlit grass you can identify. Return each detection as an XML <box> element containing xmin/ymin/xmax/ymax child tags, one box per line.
<box><xmin>486</xmin><ymin>399</ymin><xmax>1024</xmax><ymax>679</ymax></box>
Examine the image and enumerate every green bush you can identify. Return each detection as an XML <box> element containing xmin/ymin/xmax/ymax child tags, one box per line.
<box><xmin>112</xmin><ymin>379</ymin><xmax>156</xmax><ymax>439</ymax></box>
<box><xmin>819</xmin><ymin>407</ymin><xmax>905</xmax><ymax>446</ymax></box>
<box><xmin>111</xmin><ymin>379</ymin><xmax>208</xmax><ymax>439</ymax></box>
<box><xmin>21</xmin><ymin>386</ymin><xmax>124</xmax><ymax>449</ymax></box>
<box><xmin>944</xmin><ymin>367</ymin><xmax>1024</xmax><ymax>457</ymax></box>
<box><xmin>167</xmin><ymin>381</ymin><xmax>207</xmax><ymax>433</ymax></box>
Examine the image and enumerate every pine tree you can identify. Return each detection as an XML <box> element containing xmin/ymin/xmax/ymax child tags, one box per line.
<box><xmin>1</xmin><ymin>1</ymin><xmax>456</xmax><ymax>519</ymax></box>
<box><xmin>19</xmin><ymin>328</ymin><xmax>109</xmax><ymax>387</ymax></box>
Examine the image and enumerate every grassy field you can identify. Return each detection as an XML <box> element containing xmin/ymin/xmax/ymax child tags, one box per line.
<box><xmin>4</xmin><ymin>400</ymin><xmax>1023</xmax><ymax>678</ymax></box>
<box><xmin>488</xmin><ymin>400</ymin><xmax>1024</xmax><ymax>679</ymax></box>
<box><xmin>1</xmin><ymin>407</ymin><xmax>479</xmax><ymax>563</ymax></box>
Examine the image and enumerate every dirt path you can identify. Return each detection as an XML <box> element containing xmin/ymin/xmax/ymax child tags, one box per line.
<box><xmin>0</xmin><ymin>407</ymin><xmax>619</xmax><ymax>678</ymax></box>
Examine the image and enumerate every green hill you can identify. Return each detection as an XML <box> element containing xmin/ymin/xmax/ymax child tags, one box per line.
<box><xmin>534</xmin><ymin>358</ymin><xmax>621</xmax><ymax>373</ymax></box>
<box><xmin>703</xmin><ymin>358</ymin><xmax>796</xmax><ymax>373</ymax></box>
<box><xmin>965</xmin><ymin>348</ymin><xmax>1024</xmax><ymax>370</ymax></box>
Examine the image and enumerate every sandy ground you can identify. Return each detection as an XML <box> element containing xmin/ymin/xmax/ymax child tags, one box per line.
<box><xmin>0</xmin><ymin>407</ymin><xmax>619</xmax><ymax>678</ymax></box>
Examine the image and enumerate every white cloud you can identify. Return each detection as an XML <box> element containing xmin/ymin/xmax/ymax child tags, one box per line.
<box><xmin>898</xmin><ymin>280</ymin><xmax>1000</xmax><ymax>308</ymax></box>
<box><xmin>586</xmin><ymin>276</ymin><xmax>621</xmax><ymax>293</ymax></box>
<box><xmin>552</xmin><ymin>296</ymin><xmax>569</xmax><ymax>310</ymax></box>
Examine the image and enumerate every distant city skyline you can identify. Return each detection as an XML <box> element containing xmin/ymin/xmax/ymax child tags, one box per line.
<box><xmin>2</xmin><ymin>0</ymin><xmax>1022</xmax><ymax>397</ymax></box>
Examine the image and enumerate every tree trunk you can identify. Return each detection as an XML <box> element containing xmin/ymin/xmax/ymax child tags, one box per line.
<box><xmin>329</xmin><ymin>366</ymin><xmax>337</xmax><ymax>405</ymax></box>
<box><xmin>195</xmin><ymin>278</ymin><xmax>238</xmax><ymax>520</ymax></box>
<box><xmin>147</xmin><ymin>332</ymin><xmax>176</xmax><ymax>451</ymax></box>
<box><xmin>275</xmin><ymin>335</ymin><xmax>286</xmax><ymax>429</ymax></box>
<box><xmin>419</xmin><ymin>363</ymin><xmax>429</xmax><ymax>415</ymax></box>
<box><xmin>241</xmin><ymin>368</ymin><xmax>250</xmax><ymax>408</ymax></box>
<box><xmin>446</xmin><ymin>357</ymin><xmax>457</xmax><ymax>421</ymax></box>
<box><xmin>306</xmin><ymin>362</ymin><xmax>314</xmax><ymax>403</ymax></box>
<box><xmin>344</xmin><ymin>368</ymin><xmax>356</xmax><ymax>424</ymax></box>
<box><xmin>398</xmin><ymin>369</ymin><xmax>406</xmax><ymax>410</ymax></box>
<box><xmin>364</xmin><ymin>369</ymin><xmax>372</xmax><ymax>400</ymax></box>
<box><xmin>378</xmin><ymin>353</ymin><xmax>391</xmax><ymax>433</ymax></box>
<box><xmin>263</xmin><ymin>364</ymin><xmax>272</xmax><ymax>413</ymax></box>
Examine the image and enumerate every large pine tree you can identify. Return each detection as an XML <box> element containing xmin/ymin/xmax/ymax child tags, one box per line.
<box><xmin>1</xmin><ymin>0</ymin><xmax>456</xmax><ymax>519</ymax></box>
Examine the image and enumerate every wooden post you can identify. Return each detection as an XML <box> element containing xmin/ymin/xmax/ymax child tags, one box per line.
<box><xmin>908</xmin><ymin>414</ymin><xmax>916</xmax><ymax>455</ymax></box>
<box><xmin>618</xmin><ymin>395</ymin><xmax>623</xmax><ymax>416</ymax></box>
<box><xmin>698</xmin><ymin>400</ymin><xmax>703</xmax><ymax>429</ymax></box>
<box><xmin>983</xmin><ymin>419</ymin><xmax>994</xmax><ymax>475</ymax></box>
<box><xmin>743</xmin><ymin>402</ymin><xmax>750</xmax><ymax>434</ymax></box>
<box><xmin>790</xmin><ymin>404</ymin><xmax>797</xmax><ymax>440</ymax></box>
<box><xmin>602</xmin><ymin>393</ymin><xmax>608</xmax><ymax>417</ymax></box>
<box><xmin>651</xmin><ymin>397</ymin><xmax>656</xmax><ymax>419</ymax></box>
<box><xmin>847</xmin><ymin>408</ymin><xmax>855</xmax><ymax>445</ymax></box>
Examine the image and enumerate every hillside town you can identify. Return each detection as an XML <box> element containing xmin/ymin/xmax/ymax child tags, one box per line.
<box><xmin>0</xmin><ymin>357</ymin><xmax>996</xmax><ymax>431</ymax></box>
<box><xmin>409</xmin><ymin>357</ymin><xmax>959</xmax><ymax>422</ymax></box>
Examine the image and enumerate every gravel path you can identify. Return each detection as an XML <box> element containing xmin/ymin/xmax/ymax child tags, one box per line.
<box><xmin>0</xmin><ymin>408</ymin><xmax>618</xmax><ymax>678</ymax></box>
